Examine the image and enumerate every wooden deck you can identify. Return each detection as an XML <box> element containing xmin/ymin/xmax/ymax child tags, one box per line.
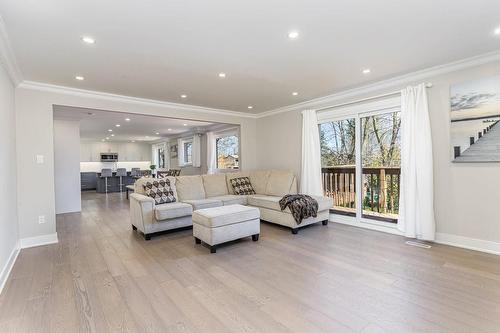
<box><xmin>455</xmin><ymin>121</ymin><xmax>500</xmax><ymax>162</ymax></box>
<box><xmin>1</xmin><ymin>191</ymin><xmax>500</xmax><ymax>332</ymax></box>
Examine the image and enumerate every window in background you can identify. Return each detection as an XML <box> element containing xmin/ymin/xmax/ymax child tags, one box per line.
<box><xmin>157</xmin><ymin>146</ymin><xmax>165</xmax><ymax>168</ymax></box>
<box><xmin>184</xmin><ymin>141</ymin><xmax>192</xmax><ymax>164</ymax></box>
<box><xmin>216</xmin><ymin>134</ymin><xmax>239</xmax><ymax>169</ymax></box>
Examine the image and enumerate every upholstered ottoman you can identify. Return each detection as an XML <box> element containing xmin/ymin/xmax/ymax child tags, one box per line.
<box><xmin>193</xmin><ymin>204</ymin><xmax>260</xmax><ymax>253</ymax></box>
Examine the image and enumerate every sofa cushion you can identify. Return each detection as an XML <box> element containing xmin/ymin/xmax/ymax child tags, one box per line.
<box><xmin>202</xmin><ymin>174</ymin><xmax>229</xmax><ymax>197</ymax></box>
<box><xmin>134</xmin><ymin>176</ymin><xmax>177</xmax><ymax>198</ymax></box>
<box><xmin>249</xmin><ymin>170</ymin><xmax>271</xmax><ymax>194</ymax></box>
<box><xmin>248</xmin><ymin>195</ymin><xmax>332</xmax><ymax>213</ymax></box>
<box><xmin>265</xmin><ymin>170</ymin><xmax>295</xmax><ymax>197</ymax></box>
<box><xmin>182</xmin><ymin>199</ymin><xmax>222</xmax><ymax>210</ymax></box>
<box><xmin>230</xmin><ymin>177</ymin><xmax>256</xmax><ymax>195</ymax></box>
<box><xmin>226</xmin><ymin>172</ymin><xmax>249</xmax><ymax>194</ymax></box>
<box><xmin>143</xmin><ymin>179</ymin><xmax>177</xmax><ymax>205</ymax></box>
<box><xmin>192</xmin><ymin>204</ymin><xmax>260</xmax><ymax>228</ymax></box>
<box><xmin>208</xmin><ymin>195</ymin><xmax>248</xmax><ymax>206</ymax></box>
<box><xmin>154</xmin><ymin>202</ymin><xmax>192</xmax><ymax>221</ymax></box>
<box><xmin>175</xmin><ymin>175</ymin><xmax>206</xmax><ymax>201</ymax></box>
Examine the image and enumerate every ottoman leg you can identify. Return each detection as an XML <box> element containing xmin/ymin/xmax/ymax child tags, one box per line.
<box><xmin>252</xmin><ymin>234</ymin><xmax>259</xmax><ymax>241</ymax></box>
<box><xmin>291</xmin><ymin>228</ymin><xmax>298</xmax><ymax>235</ymax></box>
<box><xmin>194</xmin><ymin>237</ymin><xmax>201</xmax><ymax>244</ymax></box>
<box><xmin>210</xmin><ymin>246</ymin><xmax>217</xmax><ymax>254</ymax></box>
<box><xmin>322</xmin><ymin>220</ymin><xmax>328</xmax><ymax>226</ymax></box>
<box><xmin>144</xmin><ymin>234</ymin><xmax>151</xmax><ymax>241</ymax></box>
<box><xmin>132</xmin><ymin>225</ymin><xmax>137</xmax><ymax>231</ymax></box>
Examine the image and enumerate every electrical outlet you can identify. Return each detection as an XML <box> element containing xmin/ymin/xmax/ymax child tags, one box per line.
<box><xmin>38</xmin><ymin>215</ymin><xmax>45</xmax><ymax>224</ymax></box>
<box><xmin>36</xmin><ymin>155</ymin><xmax>44</xmax><ymax>164</ymax></box>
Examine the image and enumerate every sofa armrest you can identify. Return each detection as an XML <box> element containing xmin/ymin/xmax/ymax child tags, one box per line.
<box><xmin>130</xmin><ymin>193</ymin><xmax>155</xmax><ymax>233</ymax></box>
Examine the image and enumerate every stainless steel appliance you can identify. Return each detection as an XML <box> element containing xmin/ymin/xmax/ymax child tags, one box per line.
<box><xmin>100</xmin><ymin>153</ymin><xmax>118</xmax><ymax>162</ymax></box>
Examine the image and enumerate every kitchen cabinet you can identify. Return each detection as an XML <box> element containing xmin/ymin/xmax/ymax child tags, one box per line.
<box><xmin>80</xmin><ymin>141</ymin><xmax>151</xmax><ymax>162</ymax></box>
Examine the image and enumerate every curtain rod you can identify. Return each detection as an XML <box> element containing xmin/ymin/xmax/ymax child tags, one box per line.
<box><xmin>316</xmin><ymin>82</ymin><xmax>433</xmax><ymax>112</ymax></box>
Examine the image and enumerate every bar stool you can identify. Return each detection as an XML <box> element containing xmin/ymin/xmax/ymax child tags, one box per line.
<box><xmin>131</xmin><ymin>168</ymin><xmax>140</xmax><ymax>179</ymax></box>
<box><xmin>100</xmin><ymin>168</ymin><xmax>113</xmax><ymax>194</ymax></box>
<box><xmin>116</xmin><ymin>168</ymin><xmax>127</xmax><ymax>192</ymax></box>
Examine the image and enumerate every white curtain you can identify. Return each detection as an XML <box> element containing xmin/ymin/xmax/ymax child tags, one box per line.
<box><xmin>300</xmin><ymin>109</ymin><xmax>323</xmax><ymax>196</ymax></box>
<box><xmin>177</xmin><ymin>138</ymin><xmax>185</xmax><ymax>166</ymax></box>
<box><xmin>192</xmin><ymin>135</ymin><xmax>201</xmax><ymax>168</ymax></box>
<box><xmin>206</xmin><ymin>132</ymin><xmax>216</xmax><ymax>174</ymax></box>
<box><xmin>398</xmin><ymin>83</ymin><xmax>435</xmax><ymax>240</ymax></box>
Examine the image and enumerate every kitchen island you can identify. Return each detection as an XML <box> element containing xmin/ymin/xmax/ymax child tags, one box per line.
<box><xmin>81</xmin><ymin>170</ymin><xmax>150</xmax><ymax>193</ymax></box>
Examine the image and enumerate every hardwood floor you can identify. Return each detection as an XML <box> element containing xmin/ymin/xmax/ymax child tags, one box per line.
<box><xmin>1</xmin><ymin>191</ymin><xmax>500</xmax><ymax>332</ymax></box>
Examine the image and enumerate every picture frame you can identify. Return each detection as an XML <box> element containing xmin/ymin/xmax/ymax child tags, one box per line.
<box><xmin>450</xmin><ymin>75</ymin><xmax>500</xmax><ymax>162</ymax></box>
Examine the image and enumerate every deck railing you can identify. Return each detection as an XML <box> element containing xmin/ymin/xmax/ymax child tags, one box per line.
<box><xmin>322</xmin><ymin>166</ymin><xmax>401</xmax><ymax>220</ymax></box>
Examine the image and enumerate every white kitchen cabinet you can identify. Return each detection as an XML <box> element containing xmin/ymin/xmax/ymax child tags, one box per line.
<box><xmin>81</xmin><ymin>141</ymin><xmax>151</xmax><ymax>162</ymax></box>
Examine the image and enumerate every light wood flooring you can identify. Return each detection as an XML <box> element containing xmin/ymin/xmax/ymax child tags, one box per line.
<box><xmin>1</xmin><ymin>191</ymin><xmax>500</xmax><ymax>332</ymax></box>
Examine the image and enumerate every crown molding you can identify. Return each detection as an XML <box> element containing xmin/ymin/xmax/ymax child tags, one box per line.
<box><xmin>0</xmin><ymin>15</ymin><xmax>22</xmax><ymax>85</ymax></box>
<box><xmin>18</xmin><ymin>80</ymin><xmax>258</xmax><ymax>119</ymax></box>
<box><xmin>256</xmin><ymin>49</ymin><xmax>500</xmax><ymax>118</ymax></box>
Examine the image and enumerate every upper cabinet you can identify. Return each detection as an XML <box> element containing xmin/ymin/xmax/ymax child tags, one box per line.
<box><xmin>80</xmin><ymin>142</ymin><xmax>151</xmax><ymax>162</ymax></box>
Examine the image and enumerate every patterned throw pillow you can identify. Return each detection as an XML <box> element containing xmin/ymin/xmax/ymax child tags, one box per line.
<box><xmin>142</xmin><ymin>179</ymin><xmax>176</xmax><ymax>205</ymax></box>
<box><xmin>230</xmin><ymin>177</ymin><xmax>256</xmax><ymax>195</ymax></box>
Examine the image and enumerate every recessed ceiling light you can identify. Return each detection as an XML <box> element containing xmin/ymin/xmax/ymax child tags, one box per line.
<box><xmin>125</xmin><ymin>118</ymin><xmax>131</xmax><ymax>122</ymax></box>
<box><xmin>131</xmin><ymin>140</ymin><xmax>135</xmax><ymax>143</ymax></box>
<box><xmin>218</xmin><ymin>73</ymin><xmax>226</xmax><ymax>78</ymax></box>
<box><xmin>292</xmin><ymin>92</ymin><xmax>299</xmax><ymax>96</ymax></box>
<box><xmin>247</xmin><ymin>106</ymin><xmax>253</xmax><ymax>109</ymax></box>
<box><xmin>108</xmin><ymin>129</ymin><xmax>112</xmax><ymax>132</ymax></box>
<box><xmin>75</xmin><ymin>75</ymin><xmax>84</xmax><ymax>81</ymax></box>
<box><xmin>183</xmin><ymin>123</ymin><xmax>188</xmax><ymax>126</ymax></box>
<box><xmin>495</xmin><ymin>27</ymin><xmax>500</xmax><ymax>35</ymax></box>
<box><xmin>168</xmin><ymin>128</ymin><xmax>172</xmax><ymax>131</ymax></box>
<box><xmin>180</xmin><ymin>94</ymin><xmax>187</xmax><ymax>98</ymax></box>
<box><xmin>111</xmin><ymin>134</ymin><xmax>115</xmax><ymax>137</ymax></box>
<box><xmin>105</xmin><ymin>137</ymin><xmax>109</xmax><ymax>140</ymax></box>
<box><xmin>115</xmin><ymin>124</ymin><xmax>120</xmax><ymax>127</ymax></box>
<box><xmin>288</xmin><ymin>31</ymin><xmax>299</xmax><ymax>39</ymax></box>
<box><xmin>82</xmin><ymin>36</ymin><xmax>95</xmax><ymax>44</ymax></box>
<box><xmin>155</xmin><ymin>132</ymin><xmax>160</xmax><ymax>135</ymax></box>
<box><xmin>362</xmin><ymin>68</ymin><xmax>371</xmax><ymax>74</ymax></box>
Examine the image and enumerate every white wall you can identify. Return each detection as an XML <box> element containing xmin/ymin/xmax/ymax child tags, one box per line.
<box><xmin>53</xmin><ymin>119</ymin><xmax>81</xmax><ymax>214</ymax></box>
<box><xmin>0</xmin><ymin>63</ymin><xmax>19</xmax><ymax>291</ymax></box>
<box><xmin>256</xmin><ymin>59</ymin><xmax>500</xmax><ymax>250</ymax></box>
<box><xmin>14</xmin><ymin>84</ymin><xmax>257</xmax><ymax>243</ymax></box>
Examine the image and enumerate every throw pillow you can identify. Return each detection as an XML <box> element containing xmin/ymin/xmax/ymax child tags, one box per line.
<box><xmin>143</xmin><ymin>179</ymin><xmax>176</xmax><ymax>205</ymax></box>
<box><xmin>230</xmin><ymin>177</ymin><xmax>256</xmax><ymax>195</ymax></box>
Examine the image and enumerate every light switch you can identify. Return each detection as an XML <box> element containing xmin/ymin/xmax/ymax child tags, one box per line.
<box><xmin>36</xmin><ymin>155</ymin><xmax>44</xmax><ymax>164</ymax></box>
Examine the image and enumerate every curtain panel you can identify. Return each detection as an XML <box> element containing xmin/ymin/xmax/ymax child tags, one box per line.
<box><xmin>398</xmin><ymin>83</ymin><xmax>435</xmax><ymax>240</ymax></box>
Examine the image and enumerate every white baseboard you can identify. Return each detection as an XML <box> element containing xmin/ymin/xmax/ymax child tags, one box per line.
<box><xmin>332</xmin><ymin>214</ymin><xmax>500</xmax><ymax>256</ymax></box>
<box><xmin>435</xmin><ymin>233</ymin><xmax>500</xmax><ymax>256</ymax></box>
<box><xmin>0</xmin><ymin>240</ymin><xmax>20</xmax><ymax>294</ymax></box>
<box><xmin>19</xmin><ymin>233</ymin><xmax>58</xmax><ymax>249</ymax></box>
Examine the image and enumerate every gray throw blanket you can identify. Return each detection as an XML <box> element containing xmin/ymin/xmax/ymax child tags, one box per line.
<box><xmin>279</xmin><ymin>194</ymin><xmax>318</xmax><ymax>225</ymax></box>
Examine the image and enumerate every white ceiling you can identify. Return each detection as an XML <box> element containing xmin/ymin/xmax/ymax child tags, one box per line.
<box><xmin>53</xmin><ymin>106</ymin><xmax>221</xmax><ymax>142</ymax></box>
<box><xmin>2</xmin><ymin>0</ymin><xmax>500</xmax><ymax>113</ymax></box>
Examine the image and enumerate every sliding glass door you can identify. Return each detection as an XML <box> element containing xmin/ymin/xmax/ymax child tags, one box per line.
<box><xmin>319</xmin><ymin>98</ymin><xmax>401</xmax><ymax>227</ymax></box>
<box><xmin>320</xmin><ymin>119</ymin><xmax>357</xmax><ymax>216</ymax></box>
<box><xmin>360</xmin><ymin>111</ymin><xmax>401</xmax><ymax>223</ymax></box>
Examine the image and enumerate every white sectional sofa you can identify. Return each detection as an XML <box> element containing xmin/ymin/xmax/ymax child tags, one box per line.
<box><xmin>129</xmin><ymin>170</ymin><xmax>332</xmax><ymax>240</ymax></box>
